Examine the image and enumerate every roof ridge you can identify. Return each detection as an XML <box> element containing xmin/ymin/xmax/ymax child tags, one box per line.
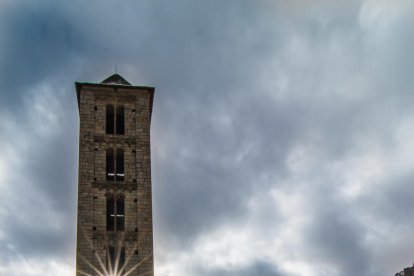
<box><xmin>101</xmin><ymin>74</ymin><xmax>131</xmax><ymax>85</ymax></box>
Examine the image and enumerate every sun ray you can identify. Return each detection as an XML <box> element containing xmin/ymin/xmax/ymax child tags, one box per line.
<box><xmin>80</xmin><ymin>226</ymin><xmax>109</xmax><ymax>275</ymax></box>
<box><xmin>113</xmin><ymin>239</ymin><xmax>123</xmax><ymax>275</ymax></box>
<box><xmin>116</xmin><ymin>242</ymin><xmax>138</xmax><ymax>274</ymax></box>
<box><xmin>76</xmin><ymin>270</ymin><xmax>93</xmax><ymax>276</ymax></box>
<box><xmin>95</xmin><ymin>250</ymin><xmax>109</xmax><ymax>276</ymax></box>
<box><xmin>138</xmin><ymin>272</ymin><xmax>154</xmax><ymax>276</ymax></box>
<box><xmin>106</xmin><ymin>244</ymin><xmax>114</xmax><ymax>276</ymax></box>
<box><xmin>77</xmin><ymin>224</ymin><xmax>153</xmax><ymax>276</ymax></box>
<box><xmin>79</xmin><ymin>255</ymin><xmax>106</xmax><ymax>276</ymax></box>
<box><xmin>123</xmin><ymin>253</ymin><xmax>153</xmax><ymax>276</ymax></box>
<box><xmin>114</xmin><ymin>246</ymin><xmax>120</xmax><ymax>274</ymax></box>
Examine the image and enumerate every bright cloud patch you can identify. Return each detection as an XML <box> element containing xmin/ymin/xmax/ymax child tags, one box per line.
<box><xmin>1</xmin><ymin>1</ymin><xmax>414</xmax><ymax>275</ymax></box>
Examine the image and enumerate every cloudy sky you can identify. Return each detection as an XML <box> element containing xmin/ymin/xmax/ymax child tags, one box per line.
<box><xmin>1</xmin><ymin>0</ymin><xmax>414</xmax><ymax>275</ymax></box>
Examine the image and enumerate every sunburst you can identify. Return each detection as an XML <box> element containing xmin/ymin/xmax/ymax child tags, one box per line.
<box><xmin>77</xmin><ymin>227</ymin><xmax>152</xmax><ymax>276</ymax></box>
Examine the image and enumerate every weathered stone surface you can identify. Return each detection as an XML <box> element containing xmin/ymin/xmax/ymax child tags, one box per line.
<box><xmin>75</xmin><ymin>77</ymin><xmax>155</xmax><ymax>276</ymax></box>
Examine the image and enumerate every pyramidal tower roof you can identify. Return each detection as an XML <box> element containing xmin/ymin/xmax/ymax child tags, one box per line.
<box><xmin>101</xmin><ymin>73</ymin><xmax>131</xmax><ymax>85</ymax></box>
<box><xmin>75</xmin><ymin>74</ymin><xmax>155</xmax><ymax>115</ymax></box>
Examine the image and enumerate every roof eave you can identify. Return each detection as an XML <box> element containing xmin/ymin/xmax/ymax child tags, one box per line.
<box><xmin>75</xmin><ymin>82</ymin><xmax>155</xmax><ymax>119</ymax></box>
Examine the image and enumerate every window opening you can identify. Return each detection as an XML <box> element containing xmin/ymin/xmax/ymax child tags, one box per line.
<box><xmin>106</xmin><ymin>148</ymin><xmax>124</xmax><ymax>181</ymax></box>
<box><xmin>119</xmin><ymin>247</ymin><xmax>125</xmax><ymax>273</ymax></box>
<box><xmin>106</xmin><ymin>196</ymin><xmax>115</xmax><ymax>231</ymax></box>
<box><xmin>116</xmin><ymin>148</ymin><xmax>124</xmax><ymax>181</ymax></box>
<box><xmin>106</xmin><ymin>105</ymin><xmax>114</xmax><ymax>134</ymax></box>
<box><xmin>106</xmin><ymin>195</ymin><xmax>125</xmax><ymax>232</ymax></box>
<box><xmin>116</xmin><ymin>197</ymin><xmax>125</xmax><ymax>231</ymax></box>
<box><xmin>116</xmin><ymin>106</ymin><xmax>125</xmax><ymax>135</ymax></box>
<box><xmin>107</xmin><ymin>246</ymin><xmax>125</xmax><ymax>275</ymax></box>
<box><xmin>106</xmin><ymin>148</ymin><xmax>115</xmax><ymax>181</ymax></box>
<box><xmin>107</xmin><ymin>245</ymin><xmax>115</xmax><ymax>270</ymax></box>
<box><xmin>106</xmin><ymin>104</ymin><xmax>125</xmax><ymax>135</ymax></box>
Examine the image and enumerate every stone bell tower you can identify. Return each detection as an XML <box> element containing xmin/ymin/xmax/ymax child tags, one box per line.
<box><xmin>75</xmin><ymin>74</ymin><xmax>154</xmax><ymax>275</ymax></box>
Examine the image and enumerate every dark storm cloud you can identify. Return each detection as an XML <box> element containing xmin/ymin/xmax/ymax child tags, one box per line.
<box><xmin>153</xmin><ymin>97</ymin><xmax>307</xmax><ymax>245</ymax></box>
<box><xmin>0</xmin><ymin>2</ymin><xmax>81</xmax><ymax>108</ymax></box>
<box><xmin>0</xmin><ymin>83</ymin><xmax>78</xmax><ymax>269</ymax></box>
<box><xmin>0</xmin><ymin>1</ymin><xmax>295</xmax><ymax>273</ymax></box>
<box><xmin>358</xmin><ymin>171</ymin><xmax>414</xmax><ymax>224</ymax></box>
<box><xmin>1</xmin><ymin>0</ymin><xmax>414</xmax><ymax>275</ymax></box>
<box><xmin>193</xmin><ymin>260</ymin><xmax>293</xmax><ymax>276</ymax></box>
<box><xmin>302</xmin><ymin>188</ymin><xmax>377</xmax><ymax>276</ymax></box>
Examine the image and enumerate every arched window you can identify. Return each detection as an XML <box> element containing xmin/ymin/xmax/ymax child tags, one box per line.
<box><xmin>106</xmin><ymin>195</ymin><xmax>115</xmax><ymax>231</ymax></box>
<box><xmin>106</xmin><ymin>104</ymin><xmax>125</xmax><ymax>135</ymax></box>
<box><xmin>106</xmin><ymin>148</ymin><xmax>124</xmax><ymax>181</ymax></box>
<box><xmin>106</xmin><ymin>245</ymin><xmax>125</xmax><ymax>274</ymax></box>
<box><xmin>116</xmin><ymin>148</ymin><xmax>124</xmax><ymax>181</ymax></box>
<box><xmin>116</xmin><ymin>106</ymin><xmax>125</xmax><ymax>135</ymax></box>
<box><xmin>106</xmin><ymin>148</ymin><xmax>114</xmax><ymax>181</ymax></box>
<box><xmin>106</xmin><ymin>105</ymin><xmax>114</xmax><ymax>134</ymax></box>
<box><xmin>116</xmin><ymin>196</ymin><xmax>125</xmax><ymax>231</ymax></box>
<box><xmin>106</xmin><ymin>195</ymin><xmax>124</xmax><ymax>231</ymax></box>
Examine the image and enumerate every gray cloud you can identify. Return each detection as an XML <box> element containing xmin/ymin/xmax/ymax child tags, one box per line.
<box><xmin>193</xmin><ymin>260</ymin><xmax>293</xmax><ymax>276</ymax></box>
<box><xmin>1</xmin><ymin>0</ymin><xmax>414</xmax><ymax>275</ymax></box>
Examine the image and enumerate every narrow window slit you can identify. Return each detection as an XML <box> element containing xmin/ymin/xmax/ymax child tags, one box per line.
<box><xmin>106</xmin><ymin>148</ymin><xmax>115</xmax><ymax>181</ymax></box>
<box><xmin>116</xmin><ymin>106</ymin><xmax>125</xmax><ymax>135</ymax></box>
<box><xmin>106</xmin><ymin>105</ymin><xmax>114</xmax><ymax>134</ymax></box>
<box><xmin>116</xmin><ymin>148</ymin><xmax>124</xmax><ymax>181</ymax></box>
<box><xmin>106</xmin><ymin>194</ymin><xmax>124</xmax><ymax>232</ymax></box>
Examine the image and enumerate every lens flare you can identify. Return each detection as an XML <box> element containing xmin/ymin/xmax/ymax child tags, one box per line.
<box><xmin>77</xmin><ymin>227</ymin><xmax>152</xmax><ymax>276</ymax></box>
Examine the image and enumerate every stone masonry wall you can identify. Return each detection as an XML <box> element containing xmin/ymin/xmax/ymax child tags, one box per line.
<box><xmin>76</xmin><ymin>85</ymin><xmax>154</xmax><ymax>276</ymax></box>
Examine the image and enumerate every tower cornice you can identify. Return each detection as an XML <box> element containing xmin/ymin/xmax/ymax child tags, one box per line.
<box><xmin>75</xmin><ymin>81</ymin><xmax>155</xmax><ymax>118</ymax></box>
